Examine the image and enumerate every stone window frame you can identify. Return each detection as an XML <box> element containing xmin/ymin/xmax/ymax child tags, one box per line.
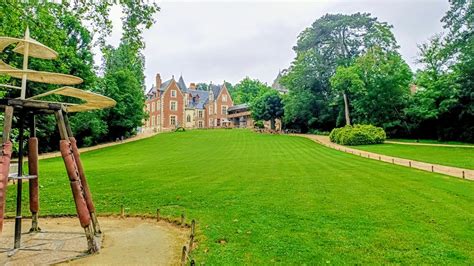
<box><xmin>170</xmin><ymin>101</ymin><xmax>177</xmax><ymax>111</ymax></box>
<box><xmin>198</xmin><ymin>121</ymin><xmax>203</xmax><ymax>128</ymax></box>
<box><xmin>221</xmin><ymin>105</ymin><xmax>228</xmax><ymax>115</ymax></box>
<box><xmin>198</xmin><ymin>110</ymin><xmax>203</xmax><ymax>118</ymax></box>
<box><xmin>187</xmin><ymin>114</ymin><xmax>191</xmax><ymax>122</ymax></box>
<box><xmin>222</xmin><ymin>94</ymin><xmax>227</xmax><ymax>102</ymax></box>
<box><xmin>170</xmin><ymin>115</ymin><xmax>177</xmax><ymax>126</ymax></box>
<box><xmin>171</xmin><ymin>90</ymin><xmax>177</xmax><ymax>98</ymax></box>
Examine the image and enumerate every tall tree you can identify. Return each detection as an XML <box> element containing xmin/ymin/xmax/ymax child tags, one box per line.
<box><xmin>331</xmin><ymin>48</ymin><xmax>412</xmax><ymax>133</ymax></box>
<box><xmin>0</xmin><ymin>1</ymin><xmax>159</xmax><ymax>148</ymax></box>
<box><xmin>405</xmin><ymin>0</ymin><xmax>473</xmax><ymax>142</ymax></box>
<box><xmin>252</xmin><ymin>90</ymin><xmax>284</xmax><ymax>130</ymax></box>
<box><xmin>101</xmin><ymin>2</ymin><xmax>158</xmax><ymax>140</ymax></box>
<box><xmin>282</xmin><ymin>13</ymin><xmax>398</xmax><ymax>131</ymax></box>
<box><xmin>232</xmin><ymin>77</ymin><xmax>271</xmax><ymax>104</ymax></box>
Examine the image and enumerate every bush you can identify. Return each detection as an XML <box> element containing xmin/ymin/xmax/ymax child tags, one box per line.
<box><xmin>254</xmin><ymin>120</ymin><xmax>265</xmax><ymax>129</ymax></box>
<box><xmin>309</xmin><ymin>129</ymin><xmax>330</xmax><ymax>135</ymax></box>
<box><xmin>329</xmin><ymin>124</ymin><xmax>386</xmax><ymax>145</ymax></box>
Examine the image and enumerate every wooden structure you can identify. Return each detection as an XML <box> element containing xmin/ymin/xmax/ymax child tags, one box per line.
<box><xmin>0</xmin><ymin>28</ymin><xmax>115</xmax><ymax>254</ymax></box>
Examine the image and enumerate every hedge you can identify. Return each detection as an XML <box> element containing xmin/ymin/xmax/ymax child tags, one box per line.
<box><xmin>329</xmin><ymin>124</ymin><xmax>386</xmax><ymax>145</ymax></box>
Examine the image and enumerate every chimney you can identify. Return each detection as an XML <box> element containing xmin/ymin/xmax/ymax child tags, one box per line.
<box><xmin>189</xmin><ymin>83</ymin><xmax>196</xmax><ymax>90</ymax></box>
<box><xmin>155</xmin><ymin>73</ymin><xmax>162</xmax><ymax>89</ymax></box>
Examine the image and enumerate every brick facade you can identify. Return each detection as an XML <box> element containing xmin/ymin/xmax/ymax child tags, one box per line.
<box><xmin>143</xmin><ymin>73</ymin><xmax>234</xmax><ymax>132</ymax></box>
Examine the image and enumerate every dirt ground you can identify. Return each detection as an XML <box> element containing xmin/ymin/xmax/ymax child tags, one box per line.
<box><xmin>0</xmin><ymin>217</ymin><xmax>188</xmax><ymax>265</ymax></box>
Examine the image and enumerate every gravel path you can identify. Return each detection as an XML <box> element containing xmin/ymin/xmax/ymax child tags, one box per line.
<box><xmin>0</xmin><ymin>217</ymin><xmax>188</xmax><ymax>265</ymax></box>
<box><xmin>294</xmin><ymin>134</ymin><xmax>473</xmax><ymax>181</ymax></box>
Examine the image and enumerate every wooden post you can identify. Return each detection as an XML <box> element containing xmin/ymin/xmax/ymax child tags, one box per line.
<box><xmin>392</xmin><ymin>158</ymin><xmax>394</xmax><ymax>164</ymax></box>
<box><xmin>121</xmin><ymin>205</ymin><xmax>125</xmax><ymax>218</ymax></box>
<box><xmin>191</xmin><ymin>219</ymin><xmax>195</xmax><ymax>237</ymax></box>
<box><xmin>188</xmin><ymin>234</ymin><xmax>194</xmax><ymax>251</ymax></box>
<box><xmin>14</xmin><ymin>110</ymin><xmax>25</xmax><ymax>249</ymax></box>
<box><xmin>409</xmin><ymin>161</ymin><xmax>412</xmax><ymax>167</ymax></box>
<box><xmin>56</xmin><ymin>109</ymin><xmax>98</xmax><ymax>253</ymax></box>
<box><xmin>462</xmin><ymin>171</ymin><xmax>465</xmax><ymax>179</ymax></box>
<box><xmin>181</xmin><ymin>213</ymin><xmax>185</xmax><ymax>226</ymax></box>
<box><xmin>431</xmin><ymin>165</ymin><xmax>434</xmax><ymax>172</ymax></box>
<box><xmin>156</xmin><ymin>208</ymin><xmax>160</xmax><ymax>221</ymax></box>
<box><xmin>0</xmin><ymin>106</ymin><xmax>14</xmax><ymax>234</ymax></box>
<box><xmin>20</xmin><ymin>27</ymin><xmax>30</xmax><ymax>100</ymax></box>
<box><xmin>181</xmin><ymin>246</ymin><xmax>187</xmax><ymax>266</ymax></box>
<box><xmin>28</xmin><ymin>115</ymin><xmax>40</xmax><ymax>232</ymax></box>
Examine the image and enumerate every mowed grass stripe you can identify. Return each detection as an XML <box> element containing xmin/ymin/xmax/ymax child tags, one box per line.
<box><xmin>5</xmin><ymin>129</ymin><xmax>474</xmax><ymax>264</ymax></box>
<box><xmin>353</xmin><ymin>143</ymin><xmax>474</xmax><ymax>169</ymax></box>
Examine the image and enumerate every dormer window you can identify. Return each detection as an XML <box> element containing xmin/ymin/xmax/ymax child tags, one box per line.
<box><xmin>171</xmin><ymin>90</ymin><xmax>177</xmax><ymax>97</ymax></box>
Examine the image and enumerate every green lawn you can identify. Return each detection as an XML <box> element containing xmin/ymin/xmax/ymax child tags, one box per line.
<box><xmin>353</xmin><ymin>143</ymin><xmax>474</xmax><ymax>169</ymax></box>
<box><xmin>389</xmin><ymin>138</ymin><xmax>474</xmax><ymax>146</ymax></box>
<box><xmin>6</xmin><ymin>130</ymin><xmax>474</xmax><ymax>264</ymax></box>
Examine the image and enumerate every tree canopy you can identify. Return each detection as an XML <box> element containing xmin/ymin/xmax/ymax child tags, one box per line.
<box><xmin>281</xmin><ymin>13</ymin><xmax>399</xmax><ymax>131</ymax></box>
<box><xmin>252</xmin><ymin>90</ymin><xmax>284</xmax><ymax>130</ymax></box>
<box><xmin>0</xmin><ymin>1</ymin><xmax>159</xmax><ymax>149</ymax></box>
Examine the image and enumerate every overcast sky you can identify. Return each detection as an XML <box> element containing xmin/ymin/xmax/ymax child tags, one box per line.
<box><xmin>105</xmin><ymin>0</ymin><xmax>450</xmax><ymax>89</ymax></box>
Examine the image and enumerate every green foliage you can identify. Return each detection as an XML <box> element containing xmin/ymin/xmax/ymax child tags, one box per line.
<box><xmin>254</xmin><ymin>120</ymin><xmax>264</xmax><ymax>129</ymax></box>
<box><xmin>331</xmin><ymin>48</ymin><xmax>412</xmax><ymax>133</ymax></box>
<box><xmin>0</xmin><ymin>2</ymin><xmax>158</xmax><ymax>149</ymax></box>
<box><xmin>282</xmin><ymin>13</ymin><xmax>398</xmax><ymax>132</ymax></box>
<box><xmin>8</xmin><ymin>130</ymin><xmax>474</xmax><ymax>264</ymax></box>
<box><xmin>232</xmin><ymin>77</ymin><xmax>271</xmax><ymax>104</ymax></box>
<box><xmin>251</xmin><ymin>90</ymin><xmax>284</xmax><ymax>129</ymax></box>
<box><xmin>330</xmin><ymin>124</ymin><xmax>386</xmax><ymax>145</ymax></box>
<box><xmin>196</xmin><ymin>83</ymin><xmax>209</xmax><ymax>91</ymax></box>
<box><xmin>404</xmin><ymin>0</ymin><xmax>473</xmax><ymax>142</ymax></box>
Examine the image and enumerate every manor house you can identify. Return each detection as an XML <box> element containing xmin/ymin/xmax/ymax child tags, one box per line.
<box><xmin>144</xmin><ymin>73</ymin><xmax>234</xmax><ymax>132</ymax></box>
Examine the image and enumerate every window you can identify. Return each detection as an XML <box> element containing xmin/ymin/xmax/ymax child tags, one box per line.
<box><xmin>151</xmin><ymin>102</ymin><xmax>155</xmax><ymax>112</ymax></box>
<box><xmin>187</xmin><ymin>114</ymin><xmax>191</xmax><ymax>122</ymax></box>
<box><xmin>151</xmin><ymin>115</ymin><xmax>155</xmax><ymax>126</ymax></box>
<box><xmin>170</xmin><ymin>101</ymin><xmax>177</xmax><ymax>111</ymax></box>
<box><xmin>209</xmin><ymin>106</ymin><xmax>212</xmax><ymax>115</ymax></box>
<box><xmin>198</xmin><ymin>110</ymin><xmax>203</xmax><ymax>118</ymax></box>
<box><xmin>198</xmin><ymin>121</ymin><xmax>203</xmax><ymax>128</ymax></box>
<box><xmin>170</xmin><ymin>116</ymin><xmax>176</xmax><ymax>126</ymax></box>
<box><xmin>222</xmin><ymin>95</ymin><xmax>227</xmax><ymax>102</ymax></box>
<box><xmin>171</xmin><ymin>90</ymin><xmax>177</xmax><ymax>97</ymax></box>
<box><xmin>147</xmin><ymin>103</ymin><xmax>150</xmax><ymax>111</ymax></box>
<box><xmin>155</xmin><ymin>115</ymin><xmax>159</xmax><ymax>126</ymax></box>
<box><xmin>221</xmin><ymin>105</ymin><xmax>227</xmax><ymax>115</ymax></box>
<box><xmin>217</xmin><ymin>118</ymin><xmax>221</xmax><ymax>127</ymax></box>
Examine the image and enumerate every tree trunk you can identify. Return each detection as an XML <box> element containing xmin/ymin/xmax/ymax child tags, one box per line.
<box><xmin>343</xmin><ymin>92</ymin><xmax>351</xmax><ymax>126</ymax></box>
<box><xmin>270</xmin><ymin>118</ymin><xmax>276</xmax><ymax>130</ymax></box>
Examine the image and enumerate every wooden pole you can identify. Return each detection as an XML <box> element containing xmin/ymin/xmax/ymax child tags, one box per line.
<box><xmin>28</xmin><ymin>114</ymin><xmax>41</xmax><ymax>232</ymax></box>
<box><xmin>0</xmin><ymin>106</ymin><xmax>14</xmax><ymax>234</ymax></box>
<box><xmin>56</xmin><ymin>109</ymin><xmax>98</xmax><ymax>253</ymax></box>
<box><xmin>20</xmin><ymin>27</ymin><xmax>30</xmax><ymax>100</ymax></box>
<box><xmin>14</xmin><ymin>110</ymin><xmax>25</xmax><ymax>249</ymax></box>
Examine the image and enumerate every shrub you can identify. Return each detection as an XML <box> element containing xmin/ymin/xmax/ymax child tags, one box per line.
<box><xmin>310</xmin><ymin>129</ymin><xmax>330</xmax><ymax>135</ymax></box>
<box><xmin>254</xmin><ymin>120</ymin><xmax>265</xmax><ymax>129</ymax></box>
<box><xmin>329</xmin><ymin>124</ymin><xmax>386</xmax><ymax>145</ymax></box>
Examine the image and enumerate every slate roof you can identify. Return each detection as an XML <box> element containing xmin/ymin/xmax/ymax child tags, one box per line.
<box><xmin>210</xmin><ymin>84</ymin><xmax>222</xmax><ymax>98</ymax></box>
<box><xmin>188</xmin><ymin>89</ymin><xmax>209</xmax><ymax>109</ymax></box>
<box><xmin>177</xmin><ymin>75</ymin><xmax>187</xmax><ymax>92</ymax></box>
